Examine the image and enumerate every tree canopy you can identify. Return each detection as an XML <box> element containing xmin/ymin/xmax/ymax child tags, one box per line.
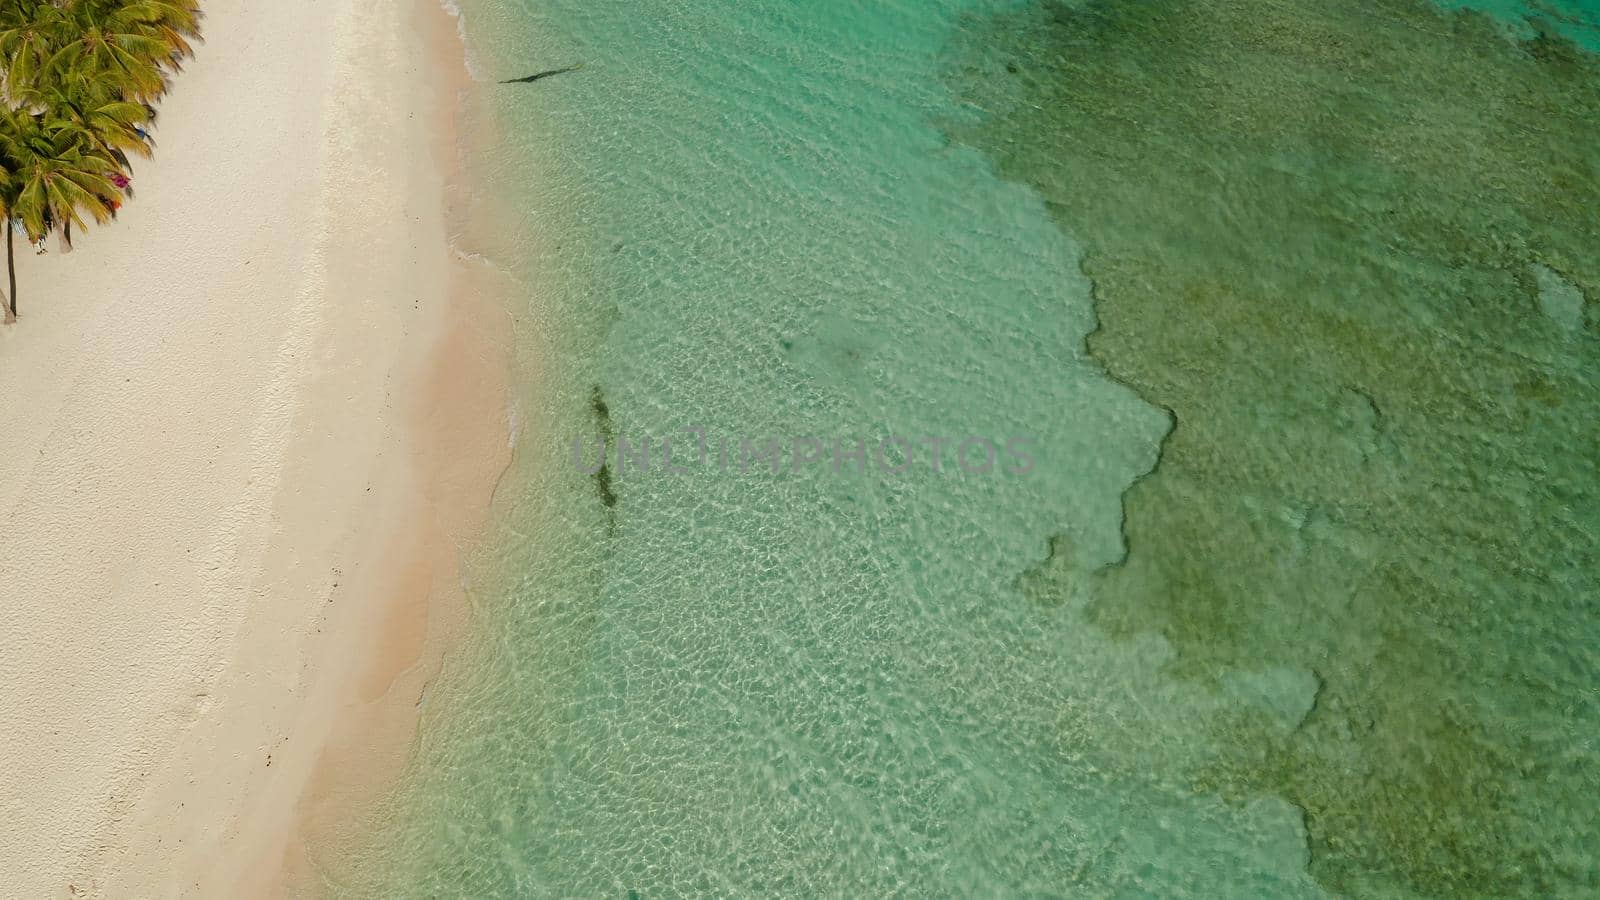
<box><xmin>0</xmin><ymin>0</ymin><xmax>201</xmax><ymax>322</ymax></box>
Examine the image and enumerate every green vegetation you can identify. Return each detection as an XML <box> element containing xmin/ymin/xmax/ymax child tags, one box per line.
<box><xmin>0</xmin><ymin>0</ymin><xmax>200</xmax><ymax>322</ymax></box>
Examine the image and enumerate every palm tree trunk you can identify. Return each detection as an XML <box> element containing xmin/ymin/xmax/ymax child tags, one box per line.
<box><xmin>4</xmin><ymin>224</ymin><xmax>15</xmax><ymax>324</ymax></box>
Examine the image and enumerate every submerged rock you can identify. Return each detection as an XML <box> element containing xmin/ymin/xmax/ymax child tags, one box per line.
<box><xmin>945</xmin><ymin>0</ymin><xmax>1600</xmax><ymax>893</ymax></box>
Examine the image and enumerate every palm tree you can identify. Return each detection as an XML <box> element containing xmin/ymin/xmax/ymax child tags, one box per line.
<box><xmin>2</xmin><ymin>162</ymin><xmax>16</xmax><ymax>325</ymax></box>
<box><xmin>94</xmin><ymin>0</ymin><xmax>203</xmax><ymax>67</ymax></box>
<box><xmin>0</xmin><ymin>0</ymin><xmax>62</xmax><ymax>102</ymax></box>
<box><xmin>0</xmin><ymin>106</ymin><xmax>26</xmax><ymax>324</ymax></box>
<box><xmin>0</xmin><ymin>106</ymin><xmax>124</xmax><ymax>319</ymax></box>
<box><xmin>0</xmin><ymin>0</ymin><xmax>202</xmax><ymax>325</ymax></box>
<box><xmin>45</xmin><ymin>0</ymin><xmax>201</xmax><ymax>103</ymax></box>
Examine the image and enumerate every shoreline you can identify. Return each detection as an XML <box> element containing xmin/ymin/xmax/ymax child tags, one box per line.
<box><xmin>273</xmin><ymin>0</ymin><xmax>521</xmax><ymax>890</ymax></box>
<box><xmin>0</xmin><ymin>0</ymin><xmax>513</xmax><ymax>895</ymax></box>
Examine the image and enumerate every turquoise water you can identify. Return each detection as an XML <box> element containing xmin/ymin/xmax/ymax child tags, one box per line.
<box><xmin>341</xmin><ymin>0</ymin><xmax>1599</xmax><ymax>895</ymax></box>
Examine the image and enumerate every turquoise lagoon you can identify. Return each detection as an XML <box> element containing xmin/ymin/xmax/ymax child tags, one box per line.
<box><xmin>344</xmin><ymin>0</ymin><xmax>1600</xmax><ymax>895</ymax></box>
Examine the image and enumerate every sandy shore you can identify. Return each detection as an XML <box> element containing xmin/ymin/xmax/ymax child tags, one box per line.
<box><xmin>0</xmin><ymin>0</ymin><xmax>510</xmax><ymax>896</ymax></box>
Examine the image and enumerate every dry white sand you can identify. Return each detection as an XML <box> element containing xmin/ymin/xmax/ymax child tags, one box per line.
<box><xmin>0</xmin><ymin>0</ymin><xmax>510</xmax><ymax>896</ymax></box>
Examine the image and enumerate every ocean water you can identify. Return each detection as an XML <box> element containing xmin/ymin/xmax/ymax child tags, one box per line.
<box><xmin>340</xmin><ymin>0</ymin><xmax>1599</xmax><ymax>895</ymax></box>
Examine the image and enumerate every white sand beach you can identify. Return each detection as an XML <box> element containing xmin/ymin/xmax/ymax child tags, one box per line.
<box><xmin>0</xmin><ymin>0</ymin><xmax>509</xmax><ymax>895</ymax></box>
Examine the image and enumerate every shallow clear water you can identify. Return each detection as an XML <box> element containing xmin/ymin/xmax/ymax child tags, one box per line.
<box><xmin>343</xmin><ymin>1</ymin><xmax>1600</xmax><ymax>895</ymax></box>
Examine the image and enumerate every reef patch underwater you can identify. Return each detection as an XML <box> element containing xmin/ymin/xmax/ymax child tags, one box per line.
<box><xmin>944</xmin><ymin>0</ymin><xmax>1600</xmax><ymax>894</ymax></box>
